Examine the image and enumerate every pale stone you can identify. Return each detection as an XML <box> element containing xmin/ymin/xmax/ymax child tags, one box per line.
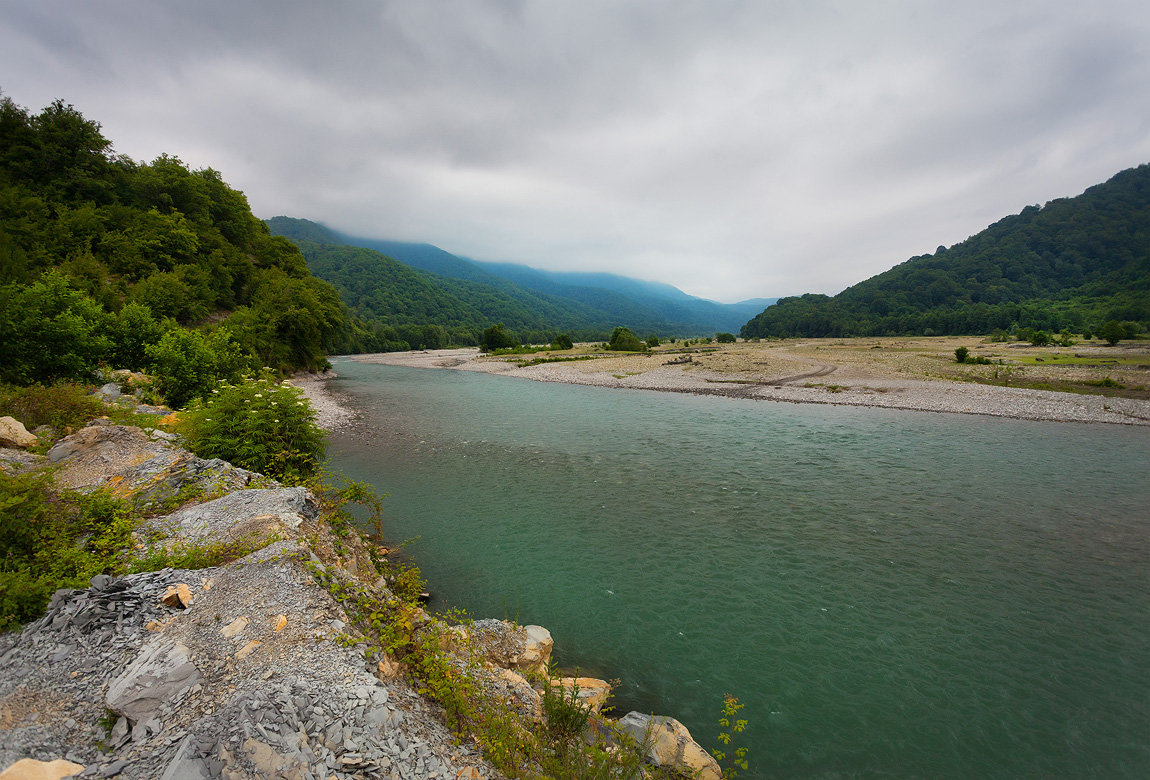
<box><xmin>551</xmin><ymin>677</ymin><xmax>612</xmax><ymax>714</ymax></box>
<box><xmin>618</xmin><ymin>712</ymin><xmax>721</xmax><ymax>780</ymax></box>
<box><xmin>0</xmin><ymin>758</ymin><xmax>84</xmax><ymax>779</ymax></box>
<box><xmin>0</xmin><ymin>417</ymin><xmax>38</xmax><ymax>449</ymax></box>
<box><xmin>376</xmin><ymin>655</ymin><xmax>400</xmax><ymax>679</ymax></box>
<box><xmin>235</xmin><ymin>640</ymin><xmax>261</xmax><ymax>659</ymax></box>
<box><xmin>220</xmin><ymin>616</ymin><xmax>249</xmax><ymax>638</ymax></box>
<box><xmin>161</xmin><ymin>583</ymin><xmax>193</xmax><ymax>608</ymax></box>
<box><xmin>455</xmin><ymin>769</ymin><xmax>484</xmax><ymax>780</ymax></box>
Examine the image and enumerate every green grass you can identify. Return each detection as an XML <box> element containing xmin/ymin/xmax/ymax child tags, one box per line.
<box><xmin>1012</xmin><ymin>354</ymin><xmax>1150</xmax><ymax>366</ymax></box>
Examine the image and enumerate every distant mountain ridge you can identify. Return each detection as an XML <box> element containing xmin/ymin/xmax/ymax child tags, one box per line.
<box><xmin>742</xmin><ymin>164</ymin><xmax>1150</xmax><ymax>338</ymax></box>
<box><xmin>266</xmin><ymin>217</ymin><xmax>771</xmax><ymax>338</ymax></box>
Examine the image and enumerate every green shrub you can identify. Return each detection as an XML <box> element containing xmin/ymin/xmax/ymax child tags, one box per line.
<box><xmin>645</xmin><ymin>334</ymin><xmax>661</xmax><ymax>348</ymax></box>
<box><xmin>550</xmin><ymin>334</ymin><xmax>574</xmax><ymax>350</ymax></box>
<box><xmin>715</xmin><ymin>332</ymin><xmax>737</xmax><ymax>343</ymax></box>
<box><xmin>0</xmin><ymin>472</ymin><xmax>138</xmax><ymax>630</ymax></box>
<box><xmin>1097</xmin><ymin>320</ymin><xmax>1126</xmax><ymax>346</ymax></box>
<box><xmin>954</xmin><ymin>346</ymin><xmax>969</xmax><ymax>363</ymax></box>
<box><xmin>179</xmin><ymin>372</ymin><xmax>325</xmax><ymax>484</ymax></box>
<box><xmin>0</xmin><ymin>381</ymin><xmax>105</xmax><ymax>432</ymax></box>
<box><xmin>607</xmin><ymin>327</ymin><xmax>647</xmax><ymax>352</ymax></box>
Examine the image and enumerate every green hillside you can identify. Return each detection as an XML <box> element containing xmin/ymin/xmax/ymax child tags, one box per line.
<box><xmin>268</xmin><ymin>217</ymin><xmax>762</xmax><ymax>340</ymax></box>
<box><xmin>0</xmin><ymin>95</ymin><xmax>376</xmax><ymax>405</ymax></box>
<box><xmin>743</xmin><ymin>165</ymin><xmax>1150</xmax><ymax>338</ymax></box>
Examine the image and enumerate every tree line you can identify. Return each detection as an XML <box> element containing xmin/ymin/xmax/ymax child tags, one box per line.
<box><xmin>0</xmin><ymin>94</ymin><xmax>395</xmax><ymax>405</ymax></box>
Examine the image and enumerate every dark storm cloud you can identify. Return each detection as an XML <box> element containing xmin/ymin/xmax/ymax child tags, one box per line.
<box><xmin>2</xmin><ymin>0</ymin><xmax>1148</xmax><ymax>300</ymax></box>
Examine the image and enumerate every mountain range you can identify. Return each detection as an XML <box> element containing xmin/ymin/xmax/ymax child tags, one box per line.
<box><xmin>266</xmin><ymin>218</ymin><xmax>772</xmax><ymax>340</ymax></box>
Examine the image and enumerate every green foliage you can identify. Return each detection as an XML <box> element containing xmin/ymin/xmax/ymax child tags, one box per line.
<box><xmin>178</xmin><ymin>373</ymin><xmax>326</xmax><ymax>484</ymax></box>
<box><xmin>645</xmin><ymin>334</ymin><xmax>661</xmax><ymax>348</ymax></box>
<box><xmin>954</xmin><ymin>346</ymin><xmax>969</xmax><ymax>363</ymax></box>
<box><xmin>1017</xmin><ymin>327</ymin><xmax>1052</xmax><ymax>346</ymax></box>
<box><xmin>713</xmin><ymin>694</ymin><xmax>750</xmax><ymax>779</ymax></box>
<box><xmin>608</xmin><ymin>327</ymin><xmax>647</xmax><ymax>352</ymax></box>
<box><xmin>107</xmin><ymin>302</ymin><xmax>172</xmax><ymax>370</ymax></box>
<box><xmin>480</xmin><ymin>323</ymin><xmax>519</xmax><ymax>352</ymax></box>
<box><xmin>0</xmin><ymin>95</ymin><xmax>348</xmax><ymax>385</ymax></box>
<box><xmin>551</xmin><ymin>333</ymin><xmax>574</xmax><ymax>350</ymax></box>
<box><xmin>1097</xmin><ymin>320</ymin><xmax>1126</xmax><ymax>345</ymax></box>
<box><xmin>715</xmin><ymin>332</ymin><xmax>737</xmax><ymax>343</ymax></box>
<box><xmin>0</xmin><ymin>270</ymin><xmax>112</xmax><ymax>383</ymax></box>
<box><xmin>128</xmin><ymin>535</ymin><xmax>268</xmax><ymax>573</ymax></box>
<box><xmin>145</xmin><ymin>327</ymin><xmax>248</xmax><ymax>409</ymax></box>
<box><xmin>0</xmin><ymin>472</ymin><xmax>138</xmax><ymax>630</ymax></box>
<box><xmin>541</xmin><ymin>676</ymin><xmax>593</xmax><ymax>759</ymax></box>
<box><xmin>742</xmin><ymin>164</ymin><xmax>1150</xmax><ymax>339</ymax></box>
<box><xmin>0</xmin><ymin>381</ymin><xmax>104</xmax><ymax>432</ymax></box>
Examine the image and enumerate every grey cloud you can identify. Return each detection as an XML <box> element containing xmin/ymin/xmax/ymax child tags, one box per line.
<box><xmin>1</xmin><ymin>0</ymin><xmax>1148</xmax><ymax>301</ymax></box>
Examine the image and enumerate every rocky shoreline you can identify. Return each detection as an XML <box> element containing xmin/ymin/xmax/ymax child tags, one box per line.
<box><xmin>345</xmin><ymin>348</ymin><xmax>1150</xmax><ymax>426</ymax></box>
<box><xmin>0</xmin><ymin>407</ymin><xmax>719</xmax><ymax>779</ymax></box>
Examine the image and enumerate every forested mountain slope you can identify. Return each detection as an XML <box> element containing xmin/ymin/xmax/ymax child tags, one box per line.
<box><xmin>743</xmin><ymin>164</ymin><xmax>1150</xmax><ymax>338</ymax></box>
<box><xmin>268</xmin><ymin>217</ymin><xmax>763</xmax><ymax>339</ymax></box>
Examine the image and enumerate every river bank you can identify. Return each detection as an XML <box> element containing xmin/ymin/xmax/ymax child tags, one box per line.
<box><xmin>340</xmin><ymin>340</ymin><xmax>1150</xmax><ymax>426</ymax></box>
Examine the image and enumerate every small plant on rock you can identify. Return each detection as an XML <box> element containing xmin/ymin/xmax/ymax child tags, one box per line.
<box><xmin>713</xmin><ymin>694</ymin><xmax>749</xmax><ymax>779</ymax></box>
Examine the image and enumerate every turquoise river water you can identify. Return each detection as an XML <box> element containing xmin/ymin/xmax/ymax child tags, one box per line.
<box><xmin>324</xmin><ymin>358</ymin><xmax>1149</xmax><ymax>778</ymax></box>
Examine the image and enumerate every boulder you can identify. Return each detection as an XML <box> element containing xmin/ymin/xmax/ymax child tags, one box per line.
<box><xmin>0</xmin><ymin>759</ymin><xmax>84</xmax><ymax>780</ymax></box>
<box><xmin>617</xmin><ymin>712</ymin><xmax>721</xmax><ymax>780</ymax></box>
<box><xmin>161</xmin><ymin>583</ymin><xmax>193</xmax><ymax>608</ymax></box>
<box><xmin>155</xmin><ymin>486</ymin><xmax>317</xmax><ymax>546</ymax></box>
<box><xmin>0</xmin><ymin>448</ymin><xmax>43</xmax><ymax>475</ymax></box>
<box><xmin>47</xmin><ymin>423</ymin><xmax>264</xmax><ymax>504</ymax></box>
<box><xmin>467</xmin><ymin>619</ymin><xmax>554</xmax><ymax>676</ymax></box>
<box><xmin>106</xmin><ymin>638</ymin><xmax>200</xmax><ymax>723</ymax></box>
<box><xmin>0</xmin><ymin>417</ymin><xmax>37</xmax><ymax>449</ymax></box>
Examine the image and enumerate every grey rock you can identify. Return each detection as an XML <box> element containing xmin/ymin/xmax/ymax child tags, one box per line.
<box><xmin>160</xmin><ymin>735</ymin><xmax>213</xmax><ymax>780</ymax></box>
<box><xmin>107</xmin><ymin>638</ymin><xmax>200</xmax><ymax>723</ymax></box>
<box><xmin>156</xmin><ymin>487</ymin><xmax>317</xmax><ymax>545</ymax></box>
<box><xmin>99</xmin><ymin>758</ymin><xmax>132</xmax><ymax>777</ymax></box>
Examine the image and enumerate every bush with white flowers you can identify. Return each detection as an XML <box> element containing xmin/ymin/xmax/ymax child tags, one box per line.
<box><xmin>179</xmin><ymin>371</ymin><xmax>325</xmax><ymax>484</ymax></box>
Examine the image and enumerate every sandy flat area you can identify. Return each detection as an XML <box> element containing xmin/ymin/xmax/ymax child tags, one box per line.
<box><xmin>344</xmin><ymin>340</ymin><xmax>1150</xmax><ymax>426</ymax></box>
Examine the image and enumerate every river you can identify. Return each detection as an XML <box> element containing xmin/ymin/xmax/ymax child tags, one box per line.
<box><xmin>324</xmin><ymin>358</ymin><xmax>1149</xmax><ymax>778</ymax></box>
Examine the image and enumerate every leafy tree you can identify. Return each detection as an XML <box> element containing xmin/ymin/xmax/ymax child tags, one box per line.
<box><xmin>480</xmin><ymin>323</ymin><xmax>518</xmax><ymax>352</ymax></box>
<box><xmin>107</xmin><ymin>301</ymin><xmax>171</xmax><ymax>370</ymax></box>
<box><xmin>608</xmin><ymin>327</ymin><xmax>647</xmax><ymax>352</ymax></box>
<box><xmin>715</xmin><ymin>332</ymin><xmax>736</xmax><ymax>343</ymax></box>
<box><xmin>954</xmin><ymin>346</ymin><xmax>969</xmax><ymax>363</ymax></box>
<box><xmin>1097</xmin><ymin>320</ymin><xmax>1126</xmax><ymax>346</ymax></box>
<box><xmin>551</xmin><ymin>333</ymin><xmax>573</xmax><ymax>350</ymax></box>
<box><xmin>645</xmin><ymin>334</ymin><xmax>661</xmax><ymax>348</ymax></box>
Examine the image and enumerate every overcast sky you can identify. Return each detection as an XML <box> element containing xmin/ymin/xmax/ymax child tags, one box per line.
<box><xmin>2</xmin><ymin>1</ymin><xmax>1148</xmax><ymax>302</ymax></box>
